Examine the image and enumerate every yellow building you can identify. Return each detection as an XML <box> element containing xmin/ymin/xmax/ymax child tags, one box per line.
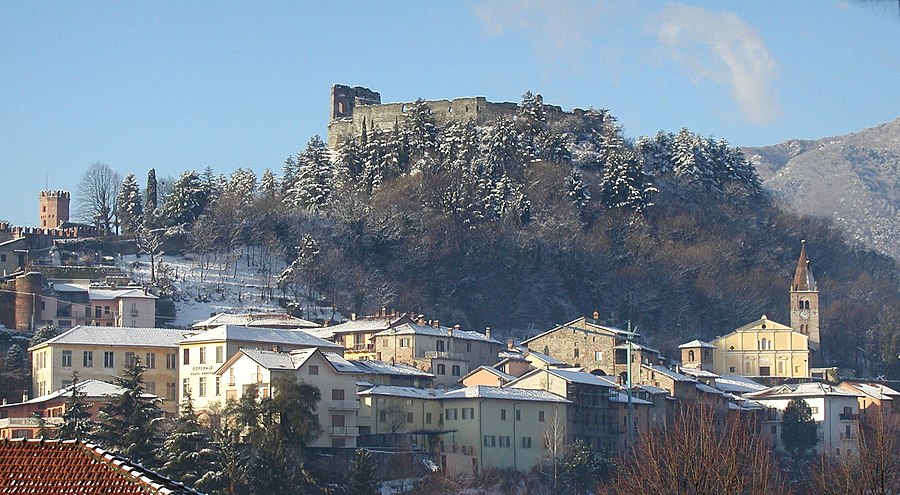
<box><xmin>684</xmin><ymin>316</ymin><xmax>809</xmax><ymax>379</ymax></box>
<box><xmin>28</xmin><ymin>325</ymin><xmax>191</xmax><ymax>414</ymax></box>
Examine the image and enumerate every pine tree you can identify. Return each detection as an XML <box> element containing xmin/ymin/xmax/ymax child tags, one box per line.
<box><xmin>284</xmin><ymin>136</ymin><xmax>333</xmax><ymax>211</ymax></box>
<box><xmin>439</xmin><ymin>120</ymin><xmax>479</xmax><ymax>171</ymax></box>
<box><xmin>347</xmin><ymin>448</ymin><xmax>380</xmax><ymax>495</ymax></box>
<box><xmin>224</xmin><ymin>168</ymin><xmax>258</xmax><ymax>208</ymax></box>
<box><xmin>781</xmin><ymin>398</ymin><xmax>818</xmax><ymax>457</ymax></box>
<box><xmin>59</xmin><ymin>371</ymin><xmax>92</xmax><ymax>440</ymax></box>
<box><xmin>480</xmin><ymin>118</ymin><xmax>525</xmax><ymax>180</ymax></box>
<box><xmin>116</xmin><ymin>173</ymin><xmax>143</xmax><ymax>233</ymax></box>
<box><xmin>4</xmin><ymin>344</ymin><xmax>25</xmax><ymax>372</ymax></box>
<box><xmin>217</xmin><ymin>424</ymin><xmax>250</xmax><ymax>495</ymax></box>
<box><xmin>566</xmin><ymin>169</ymin><xmax>591</xmax><ymax>211</ymax></box>
<box><xmin>333</xmin><ymin>136</ymin><xmax>365</xmax><ymax>186</ymax></box>
<box><xmin>597</xmin><ymin>148</ymin><xmax>657</xmax><ymax>212</ymax></box>
<box><xmin>518</xmin><ymin>90</ymin><xmax>547</xmax><ymax>158</ymax></box>
<box><xmin>259</xmin><ymin>168</ymin><xmax>278</xmax><ymax>199</ymax></box>
<box><xmin>159</xmin><ymin>394</ymin><xmax>220</xmax><ymax>490</ymax></box>
<box><xmin>145</xmin><ymin>168</ymin><xmax>159</xmax><ymax>227</ymax></box>
<box><xmin>30</xmin><ymin>324</ymin><xmax>60</xmax><ymax>347</ymax></box>
<box><xmin>400</xmin><ymin>99</ymin><xmax>438</xmax><ymax>172</ymax></box>
<box><xmin>162</xmin><ymin>170</ymin><xmax>209</xmax><ymax>226</ymax></box>
<box><xmin>91</xmin><ymin>358</ymin><xmax>163</xmax><ymax>467</ymax></box>
<box><xmin>561</xmin><ymin>439</ymin><xmax>614</xmax><ymax>495</ymax></box>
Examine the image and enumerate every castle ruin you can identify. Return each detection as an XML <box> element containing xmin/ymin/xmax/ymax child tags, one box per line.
<box><xmin>326</xmin><ymin>84</ymin><xmax>567</xmax><ymax>149</ymax></box>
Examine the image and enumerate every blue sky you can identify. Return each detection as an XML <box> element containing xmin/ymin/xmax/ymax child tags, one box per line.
<box><xmin>2</xmin><ymin>1</ymin><xmax>898</xmax><ymax>226</ymax></box>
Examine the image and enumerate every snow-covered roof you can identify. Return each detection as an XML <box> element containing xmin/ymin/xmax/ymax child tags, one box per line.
<box><xmin>373</xmin><ymin>323</ymin><xmax>501</xmax><ymax>344</ymax></box>
<box><xmin>31</xmin><ymin>325</ymin><xmax>195</xmax><ymax>350</ymax></box>
<box><xmin>89</xmin><ymin>287</ymin><xmax>157</xmax><ymax>301</ymax></box>
<box><xmin>358</xmin><ymin>385</ymin><xmax>443</xmax><ymax>400</ymax></box>
<box><xmin>642</xmin><ymin>364</ymin><xmax>696</xmax><ymax>383</ymax></box>
<box><xmin>745</xmin><ymin>382</ymin><xmax>863</xmax><ymax>400</ymax></box>
<box><xmin>181</xmin><ymin>325</ymin><xmax>343</xmax><ymax>350</ymax></box>
<box><xmin>636</xmin><ymin>384</ymin><xmax>670</xmax><ymax>395</ymax></box>
<box><xmin>680</xmin><ymin>368</ymin><xmax>719</xmax><ymax>379</ymax></box>
<box><xmin>845</xmin><ymin>382</ymin><xmax>900</xmax><ymax>400</ymax></box>
<box><xmin>511</xmin><ymin>367</ymin><xmax>617</xmax><ymax>388</ymax></box>
<box><xmin>610</xmin><ymin>391</ymin><xmax>653</xmax><ymax>405</ymax></box>
<box><xmin>323</xmin><ymin>315</ymin><xmax>409</xmax><ymax>335</ymax></box>
<box><xmin>192</xmin><ymin>312</ymin><xmax>318</xmax><ymax>329</ymax></box>
<box><xmin>695</xmin><ymin>382</ymin><xmax>725</xmax><ymax>396</ymax></box>
<box><xmin>0</xmin><ymin>379</ymin><xmax>141</xmax><ymax>408</ymax></box>
<box><xmin>50</xmin><ymin>282</ymin><xmax>89</xmax><ymax>293</ymax></box>
<box><xmin>349</xmin><ymin>359</ymin><xmax>434</xmax><ymax>378</ymax></box>
<box><xmin>713</xmin><ymin>375</ymin><xmax>768</xmax><ymax>394</ymax></box>
<box><xmin>324</xmin><ymin>352</ymin><xmax>364</xmax><ymax>373</ymax></box>
<box><xmin>442</xmin><ymin>385</ymin><xmax>570</xmax><ymax>403</ymax></box>
<box><xmin>613</xmin><ymin>343</ymin><xmax>660</xmax><ymax>354</ymax></box>
<box><xmin>224</xmin><ymin>347</ymin><xmax>362</xmax><ymax>374</ymax></box>
<box><xmin>521</xmin><ymin>317</ymin><xmax>630</xmax><ymax>345</ymax></box>
<box><xmin>678</xmin><ymin>339</ymin><xmax>715</xmax><ymax>349</ymax></box>
<box><xmin>525</xmin><ymin>351</ymin><xmax>567</xmax><ymax>366</ymax></box>
<box><xmin>460</xmin><ymin>365</ymin><xmax>516</xmax><ymax>383</ymax></box>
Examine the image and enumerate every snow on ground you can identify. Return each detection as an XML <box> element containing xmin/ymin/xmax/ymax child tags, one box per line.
<box><xmin>120</xmin><ymin>250</ymin><xmax>336</xmax><ymax>328</ymax></box>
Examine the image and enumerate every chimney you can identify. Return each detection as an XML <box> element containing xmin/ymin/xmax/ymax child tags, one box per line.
<box><xmin>592</xmin><ymin>310</ymin><xmax>600</xmax><ymax>321</ymax></box>
<box><xmin>22</xmin><ymin>391</ymin><xmax>28</xmax><ymax>402</ymax></box>
<box><xmin>417</xmin><ymin>314</ymin><xmax>425</xmax><ymax>326</ymax></box>
<box><xmin>485</xmin><ymin>326</ymin><xmax>491</xmax><ymax>340</ymax></box>
<box><xmin>507</xmin><ymin>338</ymin><xmax>514</xmax><ymax>350</ymax></box>
<box><xmin>432</xmin><ymin>319</ymin><xmax>440</xmax><ymax>328</ymax></box>
<box><xmin>381</xmin><ymin>307</ymin><xmax>387</xmax><ymax>317</ymax></box>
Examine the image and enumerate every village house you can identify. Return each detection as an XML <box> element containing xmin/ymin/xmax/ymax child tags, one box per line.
<box><xmin>356</xmin><ymin>385</ymin><xmax>443</xmax><ymax>437</ymax></box>
<box><xmin>216</xmin><ymin>347</ymin><xmax>362</xmax><ymax>448</ymax></box>
<box><xmin>371</xmin><ymin>318</ymin><xmax>502</xmax><ymax>387</ymax></box>
<box><xmin>311</xmin><ymin>311</ymin><xmax>412</xmax><ymax>360</ymax></box>
<box><xmin>459</xmin><ymin>365</ymin><xmax>517</xmax><ymax>387</ymax></box>
<box><xmin>349</xmin><ymin>359</ymin><xmax>434</xmax><ymax>389</ymax></box>
<box><xmin>0</xmin><ymin>379</ymin><xmax>145</xmax><ymax>440</ymax></box>
<box><xmin>28</xmin><ymin>325</ymin><xmax>190</xmax><ymax>414</ymax></box>
<box><xmin>836</xmin><ymin>381</ymin><xmax>900</xmax><ymax>425</ymax></box>
<box><xmin>746</xmin><ymin>382</ymin><xmax>863</xmax><ymax>457</ymax></box>
<box><xmin>191</xmin><ymin>312</ymin><xmax>319</xmax><ymax>331</ymax></box>
<box><xmin>178</xmin><ymin>324</ymin><xmax>344</xmax><ymax>412</ymax></box>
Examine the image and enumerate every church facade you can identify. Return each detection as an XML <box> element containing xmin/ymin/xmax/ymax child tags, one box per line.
<box><xmin>681</xmin><ymin>241</ymin><xmax>819</xmax><ymax>379</ymax></box>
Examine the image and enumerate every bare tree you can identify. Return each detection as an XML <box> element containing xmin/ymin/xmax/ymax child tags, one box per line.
<box><xmin>383</xmin><ymin>402</ymin><xmax>409</xmax><ymax>433</ymax></box>
<box><xmin>76</xmin><ymin>162</ymin><xmax>121</xmax><ymax>233</ymax></box>
<box><xmin>135</xmin><ymin>227</ymin><xmax>164</xmax><ymax>284</ymax></box>
<box><xmin>602</xmin><ymin>403</ymin><xmax>788</xmax><ymax>495</ymax></box>
<box><xmin>541</xmin><ymin>404</ymin><xmax>568</xmax><ymax>494</ymax></box>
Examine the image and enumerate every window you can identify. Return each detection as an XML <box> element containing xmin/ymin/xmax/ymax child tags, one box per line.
<box><xmin>309</xmin><ymin>365</ymin><xmax>319</xmax><ymax>375</ymax></box>
<box><xmin>500</xmin><ymin>409</ymin><xmax>507</xmax><ymax>421</ymax></box>
<box><xmin>215</xmin><ymin>376</ymin><xmax>221</xmax><ymax>396</ymax></box>
<box><xmin>594</xmin><ymin>351</ymin><xmax>603</xmax><ymax>361</ymax></box>
<box><xmin>380</xmin><ymin>411</ymin><xmax>387</xmax><ymax>422</ymax></box>
<box><xmin>778</xmin><ymin>361</ymin><xmax>785</xmax><ymax>374</ymax></box>
<box><xmin>462</xmin><ymin>407</ymin><xmax>474</xmax><ymax>419</ymax></box>
<box><xmin>759</xmin><ymin>366</ymin><xmax>771</xmax><ymax>376</ymax></box>
<box><xmin>436</xmin><ymin>340</ymin><xmax>445</xmax><ymax>352</ymax></box>
<box><xmin>145</xmin><ymin>353</ymin><xmax>156</xmax><ymax>369</ymax></box>
<box><xmin>215</xmin><ymin>346</ymin><xmax>223</xmax><ymax>363</ymax></box>
<box><xmin>103</xmin><ymin>351</ymin><xmax>114</xmax><ymax>368</ymax></box>
<box><xmin>83</xmin><ymin>351</ymin><xmax>93</xmax><ymax>368</ymax></box>
<box><xmin>183</xmin><ymin>378</ymin><xmax>190</xmax><ymax>395</ymax></box>
<box><xmin>124</xmin><ymin>352</ymin><xmax>136</xmax><ymax>367</ymax></box>
<box><xmin>198</xmin><ymin>377</ymin><xmax>207</xmax><ymax>397</ymax></box>
<box><xmin>0</xmin><ymin>254</ymin><xmax>5</xmax><ymax>262</ymax></box>
<box><xmin>574</xmin><ymin>346</ymin><xmax>579</xmax><ymax>358</ymax></box>
<box><xmin>104</xmin><ymin>305</ymin><xmax>110</xmax><ymax>316</ymax></box>
<box><xmin>522</xmin><ymin>437</ymin><xmax>532</xmax><ymax>448</ymax></box>
<box><xmin>499</xmin><ymin>436</ymin><xmax>510</xmax><ymax>448</ymax></box>
<box><xmin>688</xmin><ymin>350</ymin><xmax>695</xmax><ymax>361</ymax></box>
<box><xmin>400</xmin><ymin>338</ymin><xmax>410</xmax><ymax>348</ymax></box>
<box><xmin>466</xmin><ymin>342</ymin><xmax>472</xmax><ymax>352</ymax></box>
<box><xmin>445</xmin><ymin>409</ymin><xmax>458</xmax><ymax>420</ymax></box>
<box><xmin>166</xmin><ymin>382</ymin><xmax>177</xmax><ymax>401</ymax></box>
<box><xmin>61</xmin><ymin>350</ymin><xmax>72</xmax><ymax>367</ymax></box>
<box><xmin>199</xmin><ymin>347</ymin><xmax>206</xmax><ymax>364</ymax></box>
<box><xmin>516</xmin><ymin>409</ymin><xmax>521</xmax><ymax>421</ymax></box>
<box><xmin>183</xmin><ymin>349</ymin><xmax>190</xmax><ymax>365</ymax></box>
<box><xmin>146</xmin><ymin>382</ymin><xmax>156</xmax><ymax>395</ymax></box>
<box><xmin>436</xmin><ymin>364</ymin><xmax>446</xmax><ymax>375</ymax></box>
<box><xmin>406</xmin><ymin>412</ymin><xmax>413</xmax><ymax>423</ymax></box>
<box><xmin>332</xmin><ymin>389</ymin><xmax>345</xmax><ymax>401</ymax></box>
<box><xmin>166</xmin><ymin>352</ymin><xmax>177</xmax><ymax>369</ymax></box>
<box><xmin>95</xmin><ymin>306</ymin><xmax>102</xmax><ymax>318</ymax></box>
<box><xmin>539</xmin><ymin>410</ymin><xmax>545</xmax><ymax>422</ymax></box>
<box><xmin>426</xmin><ymin>412</ymin><xmax>433</xmax><ymax>424</ymax></box>
<box><xmin>451</xmin><ymin>365</ymin><xmax>461</xmax><ymax>376</ymax></box>
<box><xmin>483</xmin><ymin>435</ymin><xmax>496</xmax><ymax>447</ymax></box>
<box><xmin>729</xmin><ymin>366</ymin><xmax>736</xmax><ymax>373</ymax></box>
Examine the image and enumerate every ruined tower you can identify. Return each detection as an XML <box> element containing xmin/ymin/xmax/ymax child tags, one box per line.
<box><xmin>39</xmin><ymin>190</ymin><xmax>70</xmax><ymax>228</ymax></box>
<box><xmin>790</xmin><ymin>240</ymin><xmax>820</xmax><ymax>364</ymax></box>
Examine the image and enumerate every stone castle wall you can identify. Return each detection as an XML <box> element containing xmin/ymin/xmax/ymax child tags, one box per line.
<box><xmin>327</xmin><ymin>84</ymin><xmax>568</xmax><ymax>148</ymax></box>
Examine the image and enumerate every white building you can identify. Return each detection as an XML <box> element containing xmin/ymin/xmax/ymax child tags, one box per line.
<box><xmin>746</xmin><ymin>382</ymin><xmax>863</xmax><ymax>457</ymax></box>
<box><xmin>216</xmin><ymin>347</ymin><xmax>362</xmax><ymax>448</ymax></box>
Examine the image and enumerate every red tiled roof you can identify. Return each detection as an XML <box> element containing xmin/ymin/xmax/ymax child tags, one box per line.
<box><xmin>0</xmin><ymin>438</ymin><xmax>202</xmax><ymax>494</ymax></box>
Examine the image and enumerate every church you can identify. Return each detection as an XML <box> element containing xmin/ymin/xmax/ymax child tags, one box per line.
<box><xmin>680</xmin><ymin>241</ymin><xmax>820</xmax><ymax>379</ymax></box>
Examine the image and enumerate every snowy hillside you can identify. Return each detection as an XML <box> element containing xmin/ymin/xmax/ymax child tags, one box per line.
<box><xmin>120</xmin><ymin>250</ymin><xmax>338</xmax><ymax>328</ymax></box>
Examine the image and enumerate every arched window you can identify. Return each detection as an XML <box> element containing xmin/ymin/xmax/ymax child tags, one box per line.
<box><xmin>760</xmin><ymin>338</ymin><xmax>768</xmax><ymax>350</ymax></box>
<box><xmin>543</xmin><ymin>346</ymin><xmax>549</xmax><ymax>356</ymax></box>
<box><xmin>688</xmin><ymin>350</ymin><xmax>695</xmax><ymax>361</ymax></box>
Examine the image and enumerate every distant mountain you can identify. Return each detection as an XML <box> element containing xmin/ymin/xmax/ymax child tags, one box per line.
<box><xmin>744</xmin><ymin>118</ymin><xmax>900</xmax><ymax>260</ymax></box>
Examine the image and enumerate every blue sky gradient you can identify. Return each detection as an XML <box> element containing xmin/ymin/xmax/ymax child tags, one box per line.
<box><xmin>2</xmin><ymin>1</ymin><xmax>898</xmax><ymax>226</ymax></box>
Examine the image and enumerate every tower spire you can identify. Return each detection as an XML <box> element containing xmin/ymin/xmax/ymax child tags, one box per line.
<box><xmin>791</xmin><ymin>240</ymin><xmax>817</xmax><ymax>292</ymax></box>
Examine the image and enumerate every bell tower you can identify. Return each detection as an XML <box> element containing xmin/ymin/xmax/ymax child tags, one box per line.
<box><xmin>790</xmin><ymin>240</ymin><xmax>820</xmax><ymax>364</ymax></box>
<box><xmin>39</xmin><ymin>190</ymin><xmax>70</xmax><ymax>228</ymax></box>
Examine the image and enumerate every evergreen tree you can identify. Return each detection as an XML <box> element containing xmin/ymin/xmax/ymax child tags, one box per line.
<box><xmin>162</xmin><ymin>170</ymin><xmax>209</xmax><ymax>226</ymax></box>
<box><xmin>30</xmin><ymin>324</ymin><xmax>61</xmax><ymax>347</ymax></box>
<box><xmin>400</xmin><ymin>99</ymin><xmax>438</xmax><ymax>171</ymax></box>
<box><xmin>347</xmin><ymin>448</ymin><xmax>380</xmax><ymax>495</ymax></box>
<box><xmin>145</xmin><ymin>168</ymin><xmax>158</xmax><ymax>227</ymax></box>
<box><xmin>91</xmin><ymin>358</ymin><xmax>163</xmax><ymax>467</ymax></box>
<box><xmin>518</xmin><ymin>90</ymin><xmax>547</xmax><ymax>158</ymax></box>
<box><xmin>561</xmin><ymin>440</ymin><xmax>614</xmax><ymax>495</ymax></box>
<box><xmin>59</xmin><ymin>371</ymin><xmax>92</xmax><ymax>440</ymax></box>
<box><xmin>281</xmin><ymin>155</ymin><xmax>299</xmax><ymax>196</ymax></box>
<box><xmin>566</xmin><ymin>169</ymin><xmax>591</xmax><ymax>211</ymax></box>
<box><xmin>116</xmin><ymin>173</ymin><xmax>143</xmax><ymax>233</ymax></box>
<box><xmin>159</xmin><ymin>394</ymin><xmax>220</xmax><ymax>490</ymax></box>
<box><xmin>333</xmin><ymin>136</ymin><xmax>365</xmax><ymax>185</ymax></box>
<box><xmin>217</xmin><ymin>424</ymin><xmax>250</xmax><ymax>495</ymax></box>
<box><xmin>284</xmin><ymin>136</ymin><xmax>334</xmax><ymax>211</ymax></box>
<box><xmin>259</xmin><ymin>168</ymin><xmax>278</xmax><ymax>199</ymax></box>
<box><xmin>597</xmin><ymin>148</ymin><xmax>657</xmax><ymax>212</ymax></box>
<box><xmin>224</xmin><ymin>168</ymin><xmax>258</xmax><ymax>209</ymax></box>
<box><xmin>781</xmin><ymin>398</ymin><xmax>818</xmax><ymax>457</ymax></box>
<box><xmin>480</xmin><ymin>118</ymin><xmax>525</xmax><ymax>180</ymax></box>
<box><xmin>4</xmin><ymin>344</ymin><xmax>25</xmax><ymax>372</ymax></box>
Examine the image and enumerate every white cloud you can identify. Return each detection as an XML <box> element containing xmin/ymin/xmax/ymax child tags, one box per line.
<box><xmin>651</xmin><ymin>4</ymin><xmax>780</xmax><ymax>124</ymax></box>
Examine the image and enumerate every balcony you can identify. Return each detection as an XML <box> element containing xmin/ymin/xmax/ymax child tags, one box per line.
<box><xmin>350</xmin><ymin>343</ymin><xmax>375</xmax><ymax>352</ymax></box>
<box><xmin>839</xmin><ymin>413</ymin><xmax>858</xmax><ymax>421</ymax></box>
<box><xmin>424</xmin><ymin>351</ymin><xmax>464</xmax><ymax>360</ymax></box>
<box><xmin>329</xmin><ymin>426</ymin><xmax>358</xmax><ymax>436</ymax></box>
<box><xmin>329</xmin><ymin>400</ymin><xmax>360</xmax><ymax>411</ymax></box>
